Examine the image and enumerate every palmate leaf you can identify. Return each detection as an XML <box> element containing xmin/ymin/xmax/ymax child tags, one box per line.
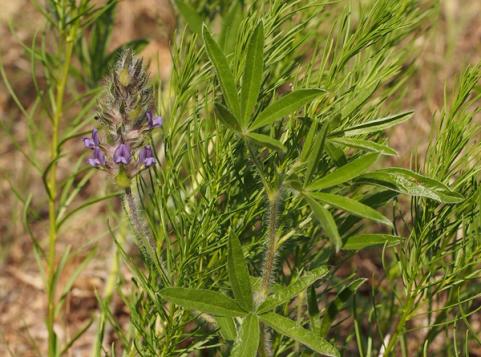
<box><xmin>240</xmin><ymin>21</ymin><xmax>264</xmax><ymax>126</ymax></box>
<box><xmin>231</xmin><ymin>314</ymin><xmax>260</xmax><ymax>357</ymax></box>
<box><xmin>249</xmin><ymin>89</ymin><xmax>324</xmax><ymax>130</ymax></box>
<box><xmin>307</xmin><ymin>153</ymin><xmax>379</xmax><ymax>191</ymax></box>
<box><xmin>160</xmin><ymin>288</ymin><xmax>246</xmax><ymax>317</ymax></box>
<box><xmin>202</xmin><ymin>25</ymin><xmax>241</xmax><ymax>117</ymax></box>
<box><xmin>343</xmin><ymin>234</ymin><xmax>401</xmax><ymax>250</ymax></box>
<box><xmin>358</xmin><ymin>167</ymin><xmax>464</xmax><ymax>203</ymax></box>
<box><xmin>310</xmin><ymin>192</ymin><xmax>392</xmax><ymax>227</ymax></box>
<box><xmin>228</xmin><ymin>235</ymin><xmax>253</xmax><ymax>311</ymax></box>
<box><xmin>260</xmin><ymin>312</ymin><xmax>340</xmax><ymax>356</ymax></box>
<box><xmin>257</xmin><ymin>266</ymin><xmax>328</xmax><ymax>314</ymax></box>
<box><xmin>304</xmin><ymin>195</ymin><xmax>341</xmax><ymax>251</ymax></box>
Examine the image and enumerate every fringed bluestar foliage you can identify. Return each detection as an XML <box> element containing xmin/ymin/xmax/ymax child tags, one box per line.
<box><xmin>83</xmin><ymin>50</ymin><xmax>163</xmax><ymax>188</ymax></box>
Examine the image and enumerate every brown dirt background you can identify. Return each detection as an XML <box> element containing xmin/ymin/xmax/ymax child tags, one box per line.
<box><xmin>1</xmin><ymin>0</ymin><xmax>481</xmax><ymax>355</ymax></box>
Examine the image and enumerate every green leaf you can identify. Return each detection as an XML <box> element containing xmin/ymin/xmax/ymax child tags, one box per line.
<box><xmin>215</xmin><ymin>316</ymin><xmax>236</xmax><ymax>341</ymax></box>
<box><xmin>247</xmin><ymin>132</ymin><xmax>286</xmax><ymax>153</ymax></box>
<box><xmin>330</xmin><ymin>137</ymin><xmax>397</xmax><ymax>156</ymax></box>
<box><xmin>307</xmin><ymin>153</ymin><xmax>379</xmax><ymax>191</ymax></box>
<box><xmin>202</xmin><ymin>26</ymin><xmax>240</xmax><ymax>117</ymax></box>
<box><xmin>257</xmin><ymin>266</ymin><xmax>328</xmax><ymax>314</ymax></box>
<box><xmin>358</xmin><ymin>168</ymin><xmax>464</xmax><ymax>203</ymax></box>
<box><xmin>240</xmin><ymin>21</ymin><xmax>264</xmax><ymax>125</ymax></box>
<box><xmin>300</xmin><ymin>118</ymin><xmax>318</xmax><ymax>162</ymax></box>
<box><xmin>310</xmin><ymin>192</ymin><xmax>392</xmax><ymax>227</ymax></box>
<box><xmin>339</xmin><ymin>111</ymin><xmax>413</xmax><ymax>136</ymax></box>
<box><xmin>214</xmin><ymin>103</ymin><xmax>241</xmax><ymax>132</ymax></box>
<box><xmin>343</xmin><ymin>234</ymin><xmax>401</xmax><ymax>250</ymax></box>
<box><xmin>160</xmin><ymin>288</ymin><xmax>246</xmax><ymax>317</ymax></box>
<box><xmin>304</xmin><ymin>124</ymin><xmax>328</xmax><ymax>186</ymax></box>
<box><xmin>304</xmin><ymin>195</ymin><xmax>341</xmax><ymax>252</ymax></box>
<box><xmin>231</xmin><ymin>314</ymin><xmax>260</xmax><ymax>357</ymax></box>
<box><xmin>250</xmin><ymin>89</ymin><xmax>324</xmax><ymax>130</ymax></box>
<box><xmin>260</xmin><ymin>312</ymin><xmax>340</xmax><ymax>356</ymax></box>
<box><xmin>219</xmin><ymin>2</ymin><xmax>242</xmax><ymax>53</ymax></box>
<box><xmin>174</xmin><ymin>0</ymin><xmax>203</xmax><ymax>35</ymax></box>
<box><xmin>228</xmin><ymin>235</ymin><xmax>253</xmax><ymax>311</ymax></box>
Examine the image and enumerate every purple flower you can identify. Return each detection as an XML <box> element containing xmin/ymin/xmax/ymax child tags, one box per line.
<box><xmin>139</xmin><ymin>146</ymin><xmax>156</xmax><ymax>167</ymax></box>
<box><xmin>87</xmin><ymin>147</ymin><xmax>106</xmax><ymax>167</ymax></box>
<box><xmin>146</xmin><ymin>111</ymin><xmax>163</xmax><ymax>129</ymax></box>
<box><xmin>113</xmin><ymin>143</ymin><xmax>131</xmax><ymax>165</ymax></box>
<box><xmin>82</xmin><ymin>128</ymin><xmax>100</xmax><ymax>149</ymax></box>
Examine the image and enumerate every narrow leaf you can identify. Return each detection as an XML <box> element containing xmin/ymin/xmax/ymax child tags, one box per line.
<box><xmin>160</xmin><ymin>288</ymin><xmax>246</xmax><ymax>317</ymax></box>
<box><xmin>358</xmin><ymin>168</ymin><xmax>464</xmax><ymax>203</ymax></box>
<box><xmin>247</xmin><ymin>132</ymin><xmax>286</xmax><ymax>152</ymax></box>
<box><xmin>219</xmin><ymin>2</ymin><xmax>242</xmax><ymax>53</ymax></box>
<box><xmin>228</xmin><ymin>235</ymin><xmax>253</xmax><ymax>311</ymax></box>
<box><xmin>340</xmin><ymin>112</ymin><xmax>413</xmax><ymax>136</ymax></box>
<box><xmin>250</xmin><ymin>89</ymin><xmax>324</xmax><ymax>130</ymax></box>
<box><xmin>260</xmin><ymin>312</ymin><xmax>340</xmax><ymax>356</ymax></box>
<box><xmin>343</xmin><ymin>234</ymin><xmax>401</xmax><ymax>250</ymax></box>
<box><xmin>214</xmin><ymin>103</ymin><xmax>241</xmax><ymax>132</ymax></box>
<box><xmin>307</xmin><ymin>153</ymin><xmax>379</xmax><ymax>191</ymax></box>
<box><xmin>304</xmin><ymin>124</ymin><xmax>328</xmax><ymax>186</ymax></box>
<box><xmin>203</xmin><ymin>26</ymin><xmax>240</xmax><ymax>116</ymax></box>
<box><xmin>231</xmin><ymin>314</ymin><xmax>260</xmax><ymax>357</ymax></box>
<box><xmin>304</xmin><ymin>195</ymin><xmax>341</xmax><ymax>252</ymax></box>
<box><xmin>258</xmin><ymin>266</ymin><xmax>328</xmax><ymax>314</ymax></box>
<box><xmin>310</xmin><ymin>192</ymin><xmax>392</xmax><ymax>227</ymax></box>
<box><xmin>240</xmin><ymin>21</ymin><xmax>264</xmax><ymax>125</ymax></box>
<box><xmin>174</xmin><ymin>0</ymin><xmax>203</xmax><ymax>35</ymax></box>
<box><xmin>330</xmin><ymin>137</ymin><xmax>397</xmax><ymax>156</ymax></box>
<box><xmin>300</xmin><ymin>118</ymin><xmax>318</xmax><ymax>162</ymax></box>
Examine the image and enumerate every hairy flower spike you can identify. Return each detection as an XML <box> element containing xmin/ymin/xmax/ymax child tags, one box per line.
<box><xmin>83</xmin><ymin>50</ymin><xmax>161</xmax><ymax>185</ymax></box>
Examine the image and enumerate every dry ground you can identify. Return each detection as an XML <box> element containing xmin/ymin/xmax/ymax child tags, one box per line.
<box><xmin>1</xmin><ymin>0</ymin><xmax>481</xmax><ymax>355</ymax></box>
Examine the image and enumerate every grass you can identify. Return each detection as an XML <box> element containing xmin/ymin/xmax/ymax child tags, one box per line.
<box><xmin>1</xmin><ymin>0</ymin><xmax>481</xmax><ymax>356</ymax></box>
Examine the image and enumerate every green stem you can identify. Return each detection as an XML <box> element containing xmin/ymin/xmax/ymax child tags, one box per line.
<box><xmin>46</xmin><ymin>25</ymin><xmax>77</xmax><ymax>357</ymax></box>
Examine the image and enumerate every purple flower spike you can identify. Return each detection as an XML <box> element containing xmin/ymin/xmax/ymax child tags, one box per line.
<box><xmin>87</xmin><ymin>147</ymin><xmax>106</xmax><ymax>167</ymax></box>
<box><xmin>139</xmin><ymin>146</ymin><xmax>156</xmax><ymax>167</ymax></box>
<box><xmin>146</xmin><ymin>111</ymin><xmax>163</xmax><ymax>129</ymax></box>
<box><xmin>113</xmin><ymin>143</ymin><xmax>132</xmax><ymax>165</ymax></box>
<box><xmin>83</xmin><ymin>128</ymin><xmax>100</xmax><ymax>149</ymax></box>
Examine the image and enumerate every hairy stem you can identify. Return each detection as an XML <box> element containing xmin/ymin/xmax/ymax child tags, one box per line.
<box><xmin>46</xmin><ymin>24</ymin><xmax>77</xmax><ymax>357</ymax></box>
<box><xmin>123</xmin><ymin>188</ymin><xmax>168</xmax><ymax>281</ymax></box>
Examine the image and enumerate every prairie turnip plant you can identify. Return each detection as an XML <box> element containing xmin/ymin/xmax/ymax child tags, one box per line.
<box><xmin>3</xmin><ymin>0</ymin><xmax>481</xmax><ymax>356</ymax></box>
